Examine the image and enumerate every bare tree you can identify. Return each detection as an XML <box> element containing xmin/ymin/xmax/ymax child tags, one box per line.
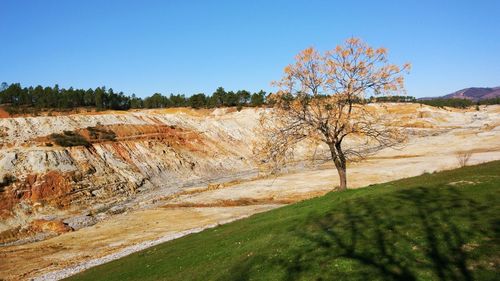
<box><xmin>257</xmin><ymin>38</ymin><xmax>410</xmax><ymax>190</ymax></box>
<box><xmin>456</xmin><ymin>152</ymin><xmax>472</xmax><ymax>167</ymax></box>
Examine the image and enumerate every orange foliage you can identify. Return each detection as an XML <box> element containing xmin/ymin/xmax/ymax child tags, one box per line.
<box><xmin>259</xmin><ymin>38</ymin><xmax>410</xmax><ymax>190</ymax></box>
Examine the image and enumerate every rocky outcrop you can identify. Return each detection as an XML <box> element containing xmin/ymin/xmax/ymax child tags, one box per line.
<box><xmin>30</xmin><ymin>219</ymin><xmax>72</xmax><ymax>234</ymax></box>
<box><xmin>0</xmin><ymin>108</ymin><xmax>261</xmax><ymax>237</ymax></box>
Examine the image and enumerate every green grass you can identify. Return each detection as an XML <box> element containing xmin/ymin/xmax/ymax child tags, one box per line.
<box><xmin>68</xmin><ymin>161</ymin><xmax>500</xmax><ymax>281</ymax></box>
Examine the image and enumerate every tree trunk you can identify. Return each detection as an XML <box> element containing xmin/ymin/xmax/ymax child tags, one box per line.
<box><xmin>328</xmin><ymin>142</ymin><xmax>348</xmax><ymax>191</ymax></box>
<box><xmin>336</xmin><ymin>164</ymin><xmax>347</xmax><ymax>191</ymax></box>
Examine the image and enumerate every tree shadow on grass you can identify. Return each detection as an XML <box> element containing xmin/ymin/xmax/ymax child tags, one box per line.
<box><xmin>221</xmin><ymin>186</ymin><xmax>497</xmax><ymax>281</ymax></box>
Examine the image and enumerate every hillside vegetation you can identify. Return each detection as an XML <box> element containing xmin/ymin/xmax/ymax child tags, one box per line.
<box><xmin>68</xmin><ymin>161</ymin><xmax>500</xmax><ymax>281</ymax></box>
<box><xmin>3</xmin><ymin>82</ymin><xmax>499</xmax><ymax>117</ymax></box>
<box><xmin>0</xmin><ymin>83</ymin><xmax>267</xmax><ymax>113</ymax></box>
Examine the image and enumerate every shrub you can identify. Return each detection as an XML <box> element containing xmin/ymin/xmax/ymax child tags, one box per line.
<box><xmin>418</xmin><ymin>98</ymin><xmax>473</xmax><ymax>108</ymax></box>
<box><xmin>0</xmin><ymin>174</ymin><xmax>16</xmax><ymax>190</ymax></box>
<box><xmin>50</xmin><ymin>131</ymin><xmax>90</xmax><ymax>147</ymax></box>
<box><xmin>478</xmin><ymin>97</ymin><xmax>500</xmax><ymax>105</ymax></box>
<box><xmin>456</xmin><ymin>152</ymin><xmax>472</xmax><ymax>167</ymax></box>
<box><xmin>87</xmin><ymin>126</ymin><xmax>116</xmax><ymax>141</ymax></box>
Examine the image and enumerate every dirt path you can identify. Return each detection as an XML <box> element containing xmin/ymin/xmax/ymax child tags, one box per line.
<box><xmin>3</xmin><ymin>206</ymin><xmax>280</xmax><ymax>281</ymax></box>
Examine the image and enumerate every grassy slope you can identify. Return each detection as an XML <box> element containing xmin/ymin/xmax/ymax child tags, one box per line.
<box><xmin>68</xmin><ymin>162</ymin><xmax>500</xmax><ymax>281</ymax></box>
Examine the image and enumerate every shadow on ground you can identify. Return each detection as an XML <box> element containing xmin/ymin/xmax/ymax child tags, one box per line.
<box><xmin>223</xmin><ymin>186</ymin><xmax>498</xmax><ymax>281</ymax></box>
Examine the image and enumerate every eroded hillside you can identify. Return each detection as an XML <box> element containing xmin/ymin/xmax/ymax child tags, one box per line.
<box><xmin>0</xmin><ymin>108</ymin><xmax>260</xmax><ymax>240</ymax></box>
<box><xmin>1</xmin><ymin>104</ymin><xmax>499</xmax><ymax>245</ymax></box>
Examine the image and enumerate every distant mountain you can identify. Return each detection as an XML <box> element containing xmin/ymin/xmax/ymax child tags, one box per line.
<box><xmin>420</xmin><ymin>86</ymin><xmax>500</xmax><ymax>101</ymax></box>
<box><xmin>419</xmin><ymin>87</ymin><xmax>500</xmax><ymax>101</ymax></box>
<box><xmin>442</xmin><ymin>87</ymin><xmax>500</xmax><ymax>101</ymax></box>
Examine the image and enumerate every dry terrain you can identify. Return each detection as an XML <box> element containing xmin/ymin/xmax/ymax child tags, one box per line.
<box><xmin>0</xmin><ymin>104</ymin><xmax>499</xmax><ymax>280</ymax></box>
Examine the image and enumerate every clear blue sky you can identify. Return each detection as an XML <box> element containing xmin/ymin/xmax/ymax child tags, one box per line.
<box><xmin>1</xmin><ymin>0</ymin><xmax>499</xmax><ymax>98</ymax></box>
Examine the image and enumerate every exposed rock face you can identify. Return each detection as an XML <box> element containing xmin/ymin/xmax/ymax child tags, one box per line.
<box><xmin>0</xmin><ymin>105</ymin><xmax>499</xmax><ymax>242</ymax></box>
<box><xmin>0</xmin><ymin>108</ymin><xmax>260</xmax><ymax>236</ymax></box>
